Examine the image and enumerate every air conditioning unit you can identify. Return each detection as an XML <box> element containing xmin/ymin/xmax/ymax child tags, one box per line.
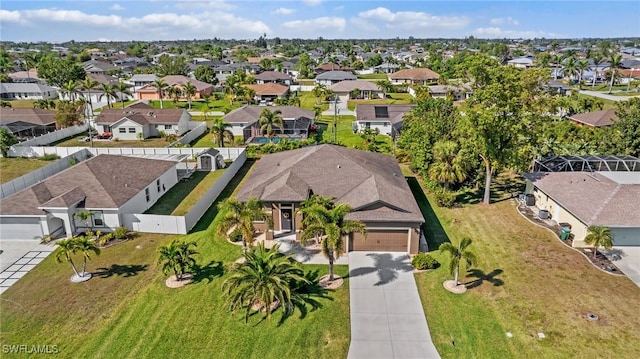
<box><xmin>539</xmin><ymin>210</ymin><xmax>550</xmax><ymax>220</ymax></box>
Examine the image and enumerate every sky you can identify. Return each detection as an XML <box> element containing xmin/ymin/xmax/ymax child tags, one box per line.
<box><xmin>0</xmin><ymin>0</ymin><xmax>639</xmax><ymax>43</ymax></box>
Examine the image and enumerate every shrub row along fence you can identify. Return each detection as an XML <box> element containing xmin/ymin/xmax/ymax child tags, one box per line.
<box><xmin>123</xmin><ymin>149</ymin><xmax>247</xmax><ymax>234</ymax></box>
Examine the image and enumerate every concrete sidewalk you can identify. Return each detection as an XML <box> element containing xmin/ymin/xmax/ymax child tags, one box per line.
<box><xmin>579</xmin><ymin>90</ymin><xmax>640</xmax><ymax>102</ymax></box>
<box><xmin>347</xmin><ymin>252</ymin><xmax>440</xmax><ymax>358</ymax></box>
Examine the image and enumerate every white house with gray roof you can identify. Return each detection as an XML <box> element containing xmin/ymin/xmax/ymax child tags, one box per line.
<box><xmin>0</xmin><ymin>83</ymin><xmax>58</xmax><ymax>100</ymax></box>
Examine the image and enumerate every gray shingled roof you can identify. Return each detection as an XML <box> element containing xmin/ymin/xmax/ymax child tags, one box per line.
<box><xmin>315</xmin><ymin>71</ymin><xmax>357</xmax><ymax>81</ymax></box>
<box><xmin>236</xmin><ymin>144</ymin><xmax>424</xmax><ymax>223</ymax></box>
<box><xmin>356</xmin><ymin>104</ymin><xmax>415</xmax><ymax>126</ymax></box>
<box><xmin>0</xmin><ymin>155</ymin><xmax>177</xmax><ymax>215</ymax></box>
<box><xmin>330</xmin><ymin>80</ymin><xmax>380</xmax><ymax>92</ymax></box>
<box><xmin>223</xmin><ymin>105</ymin><xmax>314</xmax><ymax>125</ymax></box>
<box><xmin>95</xmin><ymin>108</ymin><xmax>186</xmax><ymax>125</ymax></box>
<box><xmin>523</xmin><ymin>171</ymin><xmax>640</xmax><ymax>227</ymax></box>
<box><xmin>255</xmin><ymin>71</ymin><xmax>292</xmax><ymax>81</ymax></box>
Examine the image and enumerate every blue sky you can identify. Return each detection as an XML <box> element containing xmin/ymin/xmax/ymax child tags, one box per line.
<box><xmin>1</xmin><ymin>1</ymin><xmax>639</xmax><ymax>42</ymax></box>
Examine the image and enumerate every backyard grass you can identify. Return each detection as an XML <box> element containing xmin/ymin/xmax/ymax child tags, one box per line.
<box><xmin>347</xmin><ymin>92</ymin><xmax>414</xmax><ymax>111</ymax></box>
<box><xmin>145</xmin><ymin>169</ymin><xmax>228</xmax><ymax>216</ymax></box>
<box><xmin>316</xmin><ymin>115</ymin><xmax>392</xmax><ymax>151</ymax></box>
<box><xmin>356</xmin><ymin>73</ymin><xmax>388</xmax><ymax>80</ymax></box>
<box><xmin>407</xmin><ymin>173</ymin><xmax>640</xmax><ymax>358</ymax></box>
<box><xmin>299</xmin><ymin>91</ymin><xmax>329</xmax><ymax>111</ymax></box>
<box><xmin>54</xmin><ymin>134</ymin><xmax>173</xmax><ymax>148</ymax></box>
<box><xmin>147</xmin><ymin>95</ymin><xmax>243</xmax><ymax>113</ymax></box>
<box><xmin>575</xmin><ymin>93</ymin><xmax>617</xmax><ymax>109</ymax></box>
<box><xmin>0</xmin><ymin>159</ymin><xmax>351</xmax><ymax>358</ymax></box>
<box><xmin>0</xmin><ymin>157</ymin><xmax>52</xmax><ymax>183</ymax></box>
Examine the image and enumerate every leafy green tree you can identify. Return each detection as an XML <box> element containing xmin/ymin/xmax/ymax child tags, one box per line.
<box><xmin>613</xmin><ymin>98</ymin><xmax>640</xmax><ymax>157</ymax></box>
<box><xmin>259</xmin><ymin>108</ymin><xmax>284</xmax><ymax>141</ymax></box>
<box><xmin>584</xmin><ymin>226</ymin><xmax>614</xmax><ymax>258</ymax></box>
<box><xmin>439</xmin><ymin>237</ymin><xmax>477</xmax><ymax>286</ymax></box>
<box><xmin>54</xmin><ymin>100</ymin><xmax>84</xmax><ymax>128</ymax></box>
<box><xmin>155</xmin><ymin>55</ymin><xmax>189</xmax><ymax>76</ymax></box>
<box><xmin>73</xmin><ymin>235</ymin><xmax>101</xmax><ymax>276</ymax></box>
<box><xmin>210</xmin><ymin>118</ymin><xmax>234</xmax><ymax>147</ymax></box>
<box><xmin>222</xmin><ymin>242</ymin><xmax>308</xmax><ymax>323</ymax></box>
<box><xmin>375</xmin><ymin>79</ymin><xmax>394</xmax><ymax>96</ymax></box>
<box><xmin>217</xmin><ymin>198</ymin><xmax>273</xmax><ymax>253</ymax></box>
<box><xmin>194</xmin><ymin>65</ymin><xmax>217</xmax><ymax>84</ymax></box>
<box><xmin>0</xmin><ymin>127</ymin><xmax>18</xmax><ymax>157</ymax></box>
<box><xmin>158</xmin><ymin>240</ymin><xmax>199</xmax><ymax>281</ymax></box>
<box><xmin>153</xmin><ymin>79</ymin><xmax>168</xmax><ymax>109</ymax></box>
<box><xmin>37</xmin><ymin>53</ymin><xmax>86</xmax><ymax>87</ymax></box>
<box><xmin>299</xmin><ymin>197</ymin><xmax>366</xmax><ymax>281</ymax></box>
<box><xmin>429</xmin><ymin>140</ymin><xmax>467</xmax><ymax>189</ymax></box>
<box><xmin>607</xmin><ymin>53</ymin><xmax>622</xmax><ymax>94</ymax></box>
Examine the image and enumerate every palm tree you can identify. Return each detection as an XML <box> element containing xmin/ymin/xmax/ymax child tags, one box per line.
<box><xmin>584</xmin><ymin>226</ymin><xmax>614</xmax><ymax>259</ymax></box>
<box><xmin>158</xmin><ymin>240</ymin><xmax>198</xmax><ymax>281</ymax></box>
<box><xmin>153</xmin><ymin>79</ymin><xmax>168</xmax><ymax>109</ymax></box>
<box><xmin>429</xmin><ymin>140</ymin><xmax>467</xmax><ymax>189</ymax></box>
<box><xmin>183</xmin><ymin>82</ymin><xmax>196</xmax><ymax>110</ymax></box>
<box><xmin>299</xmin><ymin>197</ymin><xmax>366</xmax><ymax>281</ymax></box>
<box><xmin>166</xmin><ymin>86</ymin><xmax>181</xmax><ymax>104</ymax></box>
<box><xmin>115</xmin><ymin>81</ymin><xmax>132</xmax><ymax>109</ymax></box>
<box><xmin>576</xmin><ymin>59</ymin><xmax>590</xmax><ymax>89</ymax></box>
<box><xmin>217</xmin><ymin>198</ymin><xmax>273</xmax><ymax>253</ymax></box>
<box><xmin>201</xmin><ymin>93</ymin><xmax>213</xmax><ymax>120</ymax></box>
<box><xmin>259</xmin><ymin>108</ymin><xmax>284</xmax><ymax>141</ymax></box>
<box><xmin>33</xmin><ymin>99</ymin><xmax>56</xmax><ymax>110</ymax></box>
<box><xmin>439</xmin><ymin>237</ymin><xmax>477</xmax><ymax>286</ymax></box>
<box><xmin>607</xmin><ymin>53</ymin><xmax>622</xmax><ymax>94</ymax></box>
<box><xmin>61</xmin><ymin>79</ymin><xmax>80</xmax><ymax>101</ymax></box>
<box><xmin>55</xmin><ymin>238</ymin><xmax>81</xmax><ymax>279</ymax></box>
<box><xmin>222</xmin><ymin>242</ymin><xmax>308</xmax><ymax>323</ymax></box>
<box><xmin>73</xmin><ymin>235</ymin><xmax>100</xmax><ymax>278</ymax></box>
<box><xmin>590</xmin><ymin>52</ymin><xmax>605</xmax><ymax>88</ymax></box>
<box><xmin>210</xmin><ymin>117</ymin><xmax>233</xmax><ymax>147</ymax></box>
<box><xmin>80</xmin><ymin>77</ymin><xmax>99</xmax><ymax>118</ymax></box>
<box><xmin>74</xmin><ymin>211</ymin><xmax>93</xmax><ymax>231</ymax></box>
<box><xmin>562</xmin><ymin>57</ymin><xmax>578</xmax><ymax>83</ymax></box>
<box><xmin>98</xmin><ymin>83</ymin><xmax>117</xmax><ymax>109</ymax></box>
<box><xmin>312</xmin><ymin>83</ymin><xmax>327</xmax><ymax>105</ymax></box>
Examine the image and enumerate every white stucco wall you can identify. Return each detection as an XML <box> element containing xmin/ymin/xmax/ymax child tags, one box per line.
<box><xmin>356</xmin><ymin>121</ymin><xmax>392</xmax><ymax>136</ymax></box>
<box><xmin>229</xmin><ymin>123</ymin><xmax>247</xmax><ymax>136</ymax></box>
<box><xmin>118</xmin><ymin>166</ymin><xmax>179</xmax><ymax>215</ymax></box>
<box><xmin>111</xmin><ymin>119</ymin><xmax>147</xmax><ymax>140</ymax></box>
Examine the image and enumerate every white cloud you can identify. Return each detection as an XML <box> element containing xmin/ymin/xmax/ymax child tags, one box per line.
<box><xmin>303</xmin><ymin>0</ymin><xmax>323</xmax><ymax>7</ymax></box>
<box><xmin>175</xmin><ymin>0</ymin><xmax>236</xmax><ymax>11</ymax></box>
<box><xmin>349</xmin><ymin>17</ymin><xmax>379</xmax><ymax>34</ymax></box>
<box><xmin>473</xmin><ymin>27</ymin><xmax>558</xmax><ymax>39</ymax></box>
<box><xmin>272</xmin><ymin>8</ymin><xmax>295</xmax><ymax>15</ymax></box>
<box><xmin>282</xmin><ymin>16</ymin><xmax>345</xmax><ymax>33</ymax></box>
<box><xmin>358</xmin><ymin>7</ymin><xmax>469</xmax><ymax>31</ymax></box>
<box><xmin>110</xmin><ymin>4</ymin><xmax>125</xmax><ymax>11</ymax></box>
<box><xmin>0</xmin><ymin>9</ymin><xmax>23</xmax><ymax>23</ymax></box>
<box><xmin>489</xmin><ymin>17</ymin><xmax>519</xmax><ymax>26</ymax></box>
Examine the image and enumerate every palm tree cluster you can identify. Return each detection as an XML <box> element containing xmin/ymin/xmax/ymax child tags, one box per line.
<box><xmin>298</xmin><ymin>195</ymin><xmax>367</xmax><ymax>281</ymax></box>
<box><xmin>210</xmin><ymin>118</ymin><xmax>234</xmax><ymax>147</ymax></box>
<box><xmin>217</xmin><ymin>198</ymin><xmax>273</xmax><ymax>253</ymax></box>
<box><xmin>222</xmin><ymin>242</ymin><xmax>308</xmax><ymax>323</ymax></box>
<box><xmin>158</xmin><ymin>239</ymin><xmax>199</xmax><ymax>281</ymax></box>
<box><xmin>55</xmin><ymin>236</ymin><xmax>101</xmax><ymax>281</ymax></box>
<box><xmin>259</xmin><ymin>108</ymin><xmax>284</xmax><ymax>141</ymax></box>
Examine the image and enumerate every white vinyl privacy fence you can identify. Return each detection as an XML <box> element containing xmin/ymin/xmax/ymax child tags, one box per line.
<box><xmin>8</xmin><ymin>146</ymin><xmax>245</xmax><ymax>160</ymax></box>
<box><xmin>16</xmin><ymin>124</ymin><xmax>89</xmax><ymax>147</ymax></box>
<box><xmin>168</xmin><ymin>122</ymin><xmax>208</xmax><ymax>147</ymax></box>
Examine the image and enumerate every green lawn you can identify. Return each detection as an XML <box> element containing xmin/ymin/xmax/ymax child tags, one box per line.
<box><xmin>7</xmin><ymin>99</ymin><xmax>44</xmax><ymax>108</ymax></box>
<box><xmin>0</xmin><ymin>157</ymin><xmax>52</xmax><ymax>183</ymax></box>
<box><xmin>575</xmin><ymin>93</ymin><xmax>617</xmax><ymax>109</ymax></box>
<box><xmin>356</xmin><ymin>73</ymin><xmax>388</xmax><ymax>80</ymax></box>
<box><xmin>316</xmin><ymin>115</ymin><xmax>392</xmax><ymax>151</ymax></box>
<box><xmin>408</xmin><ymin>174</ymin><xmax>640</xmax><ymax>358</ymax></box>
<box><xmin>147</xmin><ymin>95</ymin><xmax>243</xmax><ymax>114</ymax></box>
<box><xmin>299</xmin><ymin>91</ymin><xmax>329</xmax><ymax>111</ymax></box>
<box><xmin>145</xmin><ymin>169</ymin><xmax>227</xmax><ymax>216</ymax></box>
<box><xmin>54</xmin><ymin>134</ymin><xmax>174</xmax><ymax>148</ymax></box>
<box><xmin>0</xmin><ymin>160</ymin><xmax>351</xmax><ymax>358</ymax></box>
<box><xmin>347</xmin><ymin>93</ymin><xmax>414</xmax><ymax>111</ymax></box>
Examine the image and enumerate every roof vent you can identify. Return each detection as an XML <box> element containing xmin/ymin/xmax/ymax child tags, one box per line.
<box><xmin>124</xmin><ymin>183</ymin><xmax>128</xmax><ymax>187</ymax></box>
<box><xmin>337</xmin><ymin>165</ymin><xmax>341</xmax><ymax>169</ymax></box>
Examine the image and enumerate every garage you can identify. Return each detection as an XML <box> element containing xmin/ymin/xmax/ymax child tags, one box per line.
<box><xmin>611</xmin><ymin>228</ymin><xmax>640</xmax><ymax>246</ymax></box>
<box><xmin>350</xmin><ymin>229</ymin><xmax>408</xmax><ymax>252</ymax></box>
<box><xmin>0</xmin><ymin>217</ymin><xmax>44</xmax><ymax>240</ymax></box>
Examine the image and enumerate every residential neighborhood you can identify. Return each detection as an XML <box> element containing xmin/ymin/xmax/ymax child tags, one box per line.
<box><xmin>1</xmin><ymin>2</ymin><xmax>639</xmax><ymax>358</ymax></box>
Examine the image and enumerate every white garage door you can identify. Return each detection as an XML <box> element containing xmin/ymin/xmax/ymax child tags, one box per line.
<box><xmin>612</xmin><ymin>228</ymin><xmax>640</xmax><ymax>246</ymax></box>
<box><xmin>0</xmin><ymin>217</ymin><xmax>43</xmax><ymax>240</ymax></box>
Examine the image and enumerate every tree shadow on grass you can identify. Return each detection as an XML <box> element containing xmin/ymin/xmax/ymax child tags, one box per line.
<box><xmin>93</xmin><ymin>264</ymin><xmax>148</xmax><ymax>278</ymax></box>
<box><xmin>465</xmin><ymin>268</ymin><xmax>504</xmax><ymax>289</ymax></box>
<box><xmin>406</xmin><ymin>176</ymin><xmax>450</xmax><ymax>250</ymax></box>
<box><xmin>191</xmin><ymin>260</ymin><xmax>224</xmax><ymax>284</ymax></box>
<box><xmin>276</xmin><ymin>269</ymin><xmax>333</xmax><ymax>326</ymax></box>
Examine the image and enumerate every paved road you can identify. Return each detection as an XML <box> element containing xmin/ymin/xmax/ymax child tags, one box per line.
<box><xmin>347</xmin><ymin>252</ymin><xmax>440</xmax><ymax>359</ymax></box>
<box><xmin>579</xmin><ymin>90</ymin><xmax>640</xmax><ymax>102</ymax></box>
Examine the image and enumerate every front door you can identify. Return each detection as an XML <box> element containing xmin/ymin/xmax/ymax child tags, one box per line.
<box><xmin>281</xmin><ymin>208</ymin><xmax>292</xmax><ymax>232</ymax></box>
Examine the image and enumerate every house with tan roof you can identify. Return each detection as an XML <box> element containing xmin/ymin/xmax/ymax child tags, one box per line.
<box><xmin>223</xmin><ymin>105</ymin><xmax>314</xmax><ymax>143</ymax></box>
<box><xmin>236</xmin><ymin>144</ymin><xmax>425</xmax><ymax>253</ymax></box>
<box><xmin>355</xmin><ymin>104</ymin><xmax>416</xmax><ymax>136</ymax></box>
<box><xmin>136</xmin><ymin>75</ymin><xmax>213</xmax><ymax>101</ymax></box>
<box><xmin>568</xmin><ymin>109</ymin><xmax>619</xmax><ymax>128</ymax></box>
<box><xmin>389</xmin><ymin>68</ymin><xmax>440</xmax><ymax>86</ymax></box>
<box><xmin>0</xmin><ymin>155</ymin><xmax>180</xmax><ymax>240</ymax></box>
<box><xmin>0</xmin><ymin>108</ymin><xmax>57</xmax><ymax>138</ymax></box>
<box><xmin>523</xmin><ymin>159</ymin><xmax>640</xmax><ymax>246</ymax></box>
<box><xmin>243</xmin><ymin>83</ymin><xmax>290</xmax><ymax>103</ymax></box>
<box><xmin>330</xmin><ymin>80</ymin><xmax>384</xmax><ymax>102</ymax></box>
<box><xmin>95</xmin><ymin>106</ymin><xmax>190</xmax><ymax>140</ymax></box>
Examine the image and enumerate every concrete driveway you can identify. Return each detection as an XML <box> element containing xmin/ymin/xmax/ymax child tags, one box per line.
<box><xmin>0</xmin><ymin>239</ymin><xmax>55</xmax><ymax>294</ymax></box>
<box><xmin>603</xmin><ymin>246</ymin><xmax>640</xmax><ymax>287</ymax></box>
<box><xmin>347</xmin><ymin>252</ymin><xmax>440</xmax><ymax>359</ymax></box>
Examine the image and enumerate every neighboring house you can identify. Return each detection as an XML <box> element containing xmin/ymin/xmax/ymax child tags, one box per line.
<box><xmin>136</xmin><ymin>75</ymin><xmax>213</xmax><ymax>101</ymax></box>
<box><xmin>236</xmin><ymin>144</ymin><xmax>425</xmax><ymax>254</ymax></box>
<box><xmin>82</xmin><ymin>60</ymin><xmax>119</xmax><ymax>75</ymax></box>
<box><xmin>568</xmin><ymin>109</ymin><xmax>619</xmax><ymax>127</ymax></box>
<box><xmin>389</xmin><ymin>68</ymin><xmax>440</xmax><ymax>86</ymax></box>
<box><xmin>0</xmin><ymin>83</ymin><xmax>58</xmax><ymax>100</ymax></box>
<box><xmin>0</xmin><ymin>155</ymin><xmax>179</xmax><ymax>240</ymax></box>
<box><xmin>374</xmin><ymin>63</ymin><xmax>402</xmax><ymax>74</ymax></box>
<box><xmin>95</xmin><ymin>107</ymin><xmax>190</xmax><ymax>140</ymax></box>
<box><xmin>523</xmin><ymin>169</ymin><xmax>640</xmax><ymax>246</ymax></box>
<box><xmin>254</xmin><ymin>71</ymin><xmax>294</xmax><ymax>85</ymax></box>
<box><xmin>128</xmin><ymin>74</ymin><xmax>158</xmax><ymax>88</ymax></box>
<box><xmin>355</xmin><ymin>104</ymin><xmax>416</xmax><ymax>136</ymax></box>
<box><xmin>427</xmin><ymin>84</ymin><xmax>471</xmax><ymax>101</ymax></box>
<box><xmin>223</xmin><ymin>105</ymin><xmax>314</xmax><ymax>143</ymax></box>
<box><xmin>315</xmin><ymin>71</ymin><xmax>357</xmax><ymax>86</ymax></box>
<box><xmin>546</xmin><ymin>80</ymin><xmax>573</xmax><ymax>96</ymax></box>
<box><xmin>507</xmin><ymin>57</ymin><xmax>535</xmax><ymax>68</ymax></box>
<box><xmin>330</xmin><ymin>80</ymin><xmax>384</xmax><ymax>102</ymax></box>
<box><xmin>243</xmin><ymin>83</ymin><xmax>290</xmax><ymax>103</ymax></box>
<box><xmin>0</xmin><ymin>108</ymin><xmax>57</xmax><ymax>138</ymax></box>
<box><xmin>314</xmin><ymin>63</ymin><xmax>354</xmax><ymax>74</ymax></box>
<box><xmin>8</xmin><ymin>70</ymin><xmax>45</xmax><ymax>84</ymax></box>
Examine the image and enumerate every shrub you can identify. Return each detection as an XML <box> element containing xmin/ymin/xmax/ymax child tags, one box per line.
<box><xmin>98</xmin><ymin>232</ymin><xmax>114</xmax><ymax>246</ymax></box>
<box><xmin>411</xmin><ymin>253</ymin><xmax>440</xmax><ymax>270</ymax></box>
<box><xmin>229</xmin><ymin>228</ymin><xmax>243</xmax><ymax>242</ymax></box>
<box><xmin>434</xmin><ymin>188</ymin><xmax>457</xmax><ymax>208</ymax></box>
<box><xmin>113</xmin><ymin>226</ymin><xmax>129</xmax><ymax>240</ymax></box>
<box><xmin>40</xmin><ymin>153</ymin><xmax>60</xmax><ymax>161</ymax></box>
